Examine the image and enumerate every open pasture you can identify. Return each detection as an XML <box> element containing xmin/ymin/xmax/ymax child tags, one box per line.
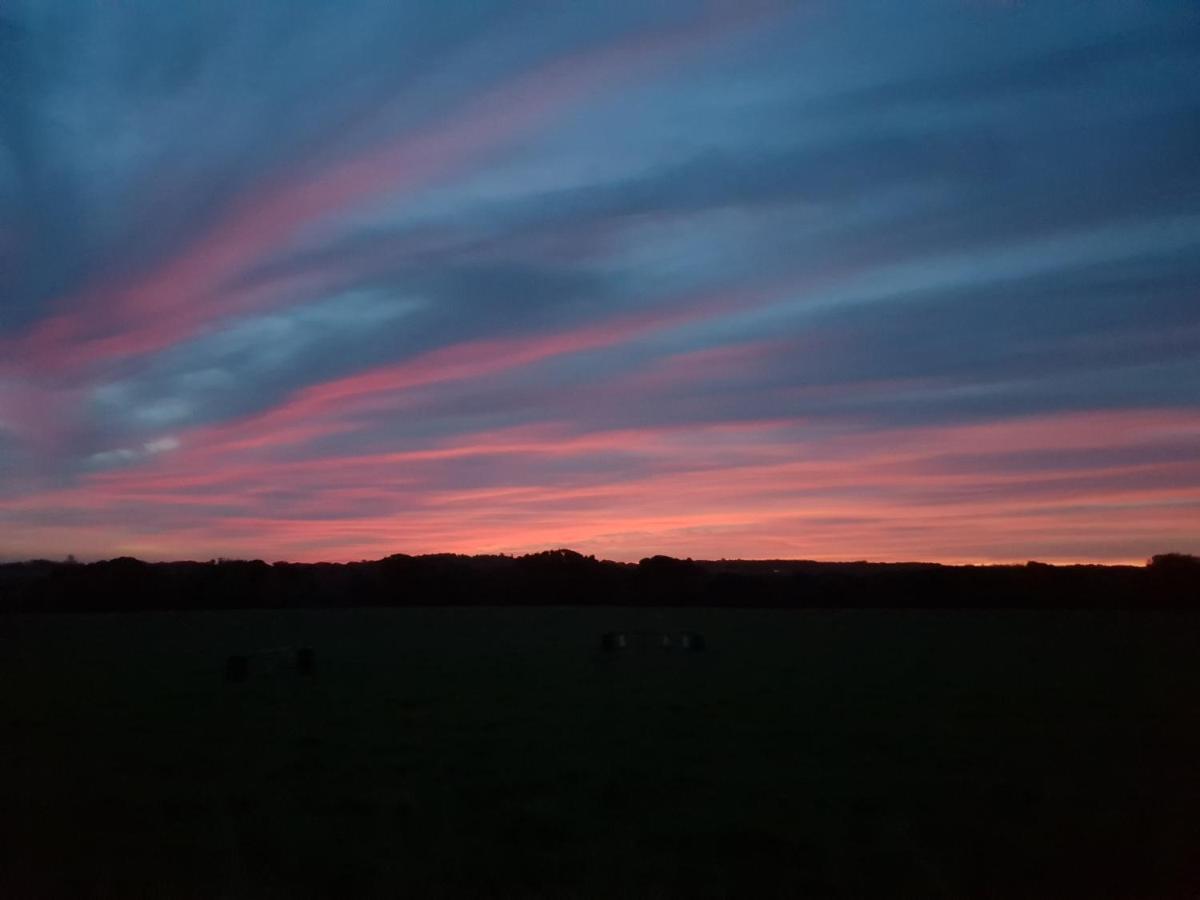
<box><xmin>2</xmin><ymin>607</ymin><xmax>1198</xmax><ymax>898</ymax></box>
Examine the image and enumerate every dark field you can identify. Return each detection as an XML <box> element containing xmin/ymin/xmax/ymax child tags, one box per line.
<box><xmin>2</xmin><ymin>608</ymin><xmax>1198</xmax><ymax>898</ymax></box>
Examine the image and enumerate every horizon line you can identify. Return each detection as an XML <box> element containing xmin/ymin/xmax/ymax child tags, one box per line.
<box><xmin>4</xmin><ymin>549</ymin><xmax>1183</xmax><ymax>569</ymax></box>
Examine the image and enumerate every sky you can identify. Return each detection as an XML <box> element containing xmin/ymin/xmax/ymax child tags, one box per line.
<box><xmin>1</xmin><ymin>0</ymin><xmax>1198</xmax><ymax>564</ymax></box>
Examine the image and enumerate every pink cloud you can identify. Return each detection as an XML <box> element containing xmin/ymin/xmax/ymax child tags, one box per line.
<box><xmin>3</xmin><ymin>2</ymin><xmax>782</xmax><ymax>382</ymax></box>
<box><xmin>4</xmin><ymin>408</ymin><xmax>1196</xmax><ymax>564</ymax></box>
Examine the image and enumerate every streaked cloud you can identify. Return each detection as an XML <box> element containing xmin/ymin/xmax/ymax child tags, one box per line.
<box><xmin>1</xmin><ymin>1</ymin><xmax>1197</xmax><ymax>562</ymax></box>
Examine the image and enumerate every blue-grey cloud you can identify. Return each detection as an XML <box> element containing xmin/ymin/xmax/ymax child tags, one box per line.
<box><xmin>1</xmin><ymin>0</ymin><xmax>1198</xmax><ymax>562</ymax></box>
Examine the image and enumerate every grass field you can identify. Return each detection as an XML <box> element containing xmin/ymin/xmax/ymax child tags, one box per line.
<box><xmin>2</xmin><ymin>607</ymin><xmax>1198</xmax><ymax>898</ymax></box>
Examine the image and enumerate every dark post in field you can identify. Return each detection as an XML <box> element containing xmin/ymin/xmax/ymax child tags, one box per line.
<box><xmin>296</xmin><ymin>647</ymin><xmax>315</xmax><ymax>676</ymax></box>
<box><xmin>225</xmin><ymin>654</ymin><xmax>249</xmax><ymax>683</ymax></box>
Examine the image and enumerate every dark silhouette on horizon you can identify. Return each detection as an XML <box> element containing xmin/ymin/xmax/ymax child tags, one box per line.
<box><xmin>2</xmin><ymin>548</ymin><xmax>1196</xmax><ymax>613</ymax></box>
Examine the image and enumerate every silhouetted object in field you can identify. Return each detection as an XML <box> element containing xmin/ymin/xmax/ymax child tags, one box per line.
<box><xmin>601</xmin><ymin>632</ymin><xmax>626</xmax><ymax>652</ymax></box>
<box><xmin>225</xmin><ymin>646</ymin><xmax>313</xmax><ymax>681</ymax></box>
<box><xmin>602</xmin><ymin>630</ymin><xmax>705</xmax><ymax>652</ymax></box>
<box><xmin>297</xmin><ymin>647</ymin><xmax>315</xmax><ymax>676</ymax></box>
<box><xmin>225</xmin><ymin>654</ymin><xmax>248</xmax><ymax>683</ymax></box>
<box><xmin>1</xmin><ymin>549</ymin><xmax>1197</xmax><ymax>612</ymax></box>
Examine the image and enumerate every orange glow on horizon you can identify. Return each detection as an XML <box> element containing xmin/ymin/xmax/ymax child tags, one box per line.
<box><xmin>4</xmin><ymin>408</ymin><xmax>1196</xmax><ymax>566</ymax></box>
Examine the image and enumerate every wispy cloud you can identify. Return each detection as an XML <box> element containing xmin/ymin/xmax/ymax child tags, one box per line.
<box><xmin>1</xmin><ymin>1</ymin><xmax>1197</xmax><ymax>562</ymax></box>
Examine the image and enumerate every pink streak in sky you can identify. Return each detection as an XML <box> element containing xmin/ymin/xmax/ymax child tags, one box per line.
<box><xmin>3</xmin><ymin>2</ymin><xmax>782</xmax><ymax>381</ymax></box>
<box><xmin>3</xmin><ymin>408</ymin><xmax>1196</xmax><ymax>564</ymax></box>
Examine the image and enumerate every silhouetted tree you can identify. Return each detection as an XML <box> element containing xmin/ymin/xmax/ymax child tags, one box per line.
<box><xmin>1148</xmin><ymin>553</ymin><xmax>1200</xmax><ymax>572</ymax></box>
<box><xmin>0</xmin><ymin>550</ymin><xmax>1195</xmax><ymax>613</ymax></box>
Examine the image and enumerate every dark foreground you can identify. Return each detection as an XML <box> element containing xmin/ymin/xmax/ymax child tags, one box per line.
<box><xmin>2</xmin><ymin>607</ymin><xmax>1198</xmax><ymax>898</ymax></box>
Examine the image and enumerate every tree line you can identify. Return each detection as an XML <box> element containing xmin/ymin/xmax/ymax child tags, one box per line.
<box><xmin>0</xmin><ymin>549</ymin><xmax>1196</xmax><ymax>612</ymax></box>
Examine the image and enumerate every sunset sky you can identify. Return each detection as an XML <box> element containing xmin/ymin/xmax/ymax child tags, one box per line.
<box><xmin>1</xmin><ymin>1</ymin><xmax>1198</xmax><ymax>563</ymax></box>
